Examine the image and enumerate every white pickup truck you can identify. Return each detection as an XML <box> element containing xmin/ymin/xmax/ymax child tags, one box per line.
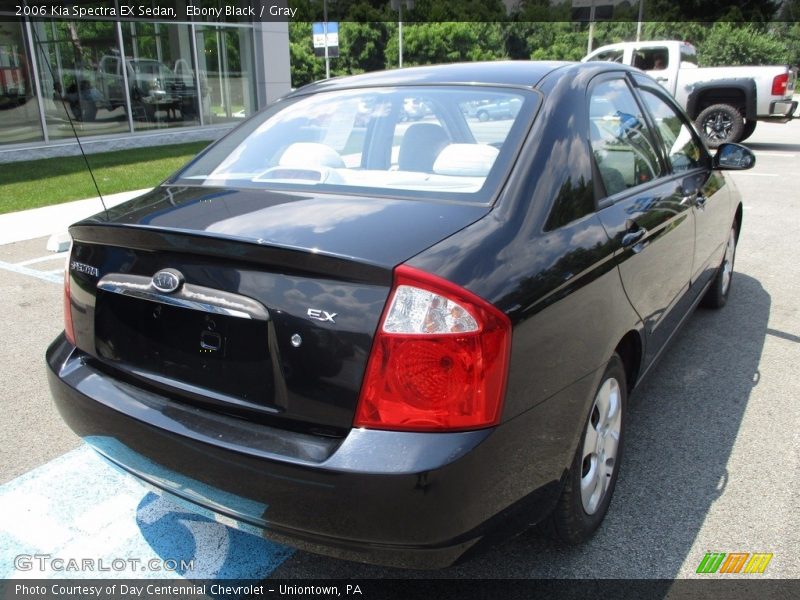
<box><xmin>583</xmin><ymin>40</ymin><xmax>798</xmax><ymax>147</ymax></box>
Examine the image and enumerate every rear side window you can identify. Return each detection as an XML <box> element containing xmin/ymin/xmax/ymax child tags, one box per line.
<box><xmin>639</xmin><ymin>89</ymin><xmax>707</xmax><ymax>173</ymax></box>
<box><xmin>680</xmin><ymin>45</ymin><xmax>698</xmax><ymax>67</ymax></box>
<box><xmin>588</xmin><ymin>78</ymin><xmax>663</xmax><ymax>198</ymax></box>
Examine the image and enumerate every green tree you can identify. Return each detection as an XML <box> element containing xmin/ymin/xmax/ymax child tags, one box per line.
<box><xmin>336</xmin><ymin>22</ymin><xmax>390</xmax><ymax>75</ymax></box>
<box><xmin>520</xmin><ymin>22</ymin><xmax>587</xmax><ymax>61</ymax></box>
<box><xmin>288</xmin><ymin>22</ymin><xmax>325</xmax><ymax>88</ymax></box>
<box><xmin>384</xmin><ymin>22</ymin><xmax>507</xmax><ymax>67</ymax></box>
<box><xmin>697</xmin><ymin>22</ymin><xmax>790</xmax><ymax>66</ymax></box>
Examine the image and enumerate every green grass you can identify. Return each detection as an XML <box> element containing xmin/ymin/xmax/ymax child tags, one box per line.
<box><xmin>0</xmin><ymin>142</ymin><xmax>209</xmax><ymax>215</ymax></box>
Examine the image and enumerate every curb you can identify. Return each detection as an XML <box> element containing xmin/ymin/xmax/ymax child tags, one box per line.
<box><xmin>0</xmin><ymin>189</ymin><xmax>151</xmax><ymax>248</ymax></box>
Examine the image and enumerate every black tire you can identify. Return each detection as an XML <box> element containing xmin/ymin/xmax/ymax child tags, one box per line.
<box><xmin>545</xmin><ymin>354</ymin><xmax>627</xmax><ymax>544</ymax></box>
<box><xmin>477</xmin><ymin>110</ymin><xmax>489</xmax><ymax>122</ymax></box>
<box><xmin>695</xmin><ymin>103</ymin><xmax>744</xmax><ymax>149</ymax></box>
<box><xmin>701</xmin><ymin>224</ymin><xmax>738</xmax><ymax>309</ymax></box>
<box><xmin>740</xmin><ymin>120</ymin><xmax>757</xmax><ymax>142</ymax></box>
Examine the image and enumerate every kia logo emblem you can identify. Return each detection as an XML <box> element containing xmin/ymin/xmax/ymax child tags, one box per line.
<box><xmin>151</xmin><ymin>269</ymin><xmax>184</xmax><ymax>293</ymax></box>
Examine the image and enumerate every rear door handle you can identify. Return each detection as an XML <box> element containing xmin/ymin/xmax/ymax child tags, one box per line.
<box><xmin>621</xmin><ymin>225</ymin><xmax>647</xmax><ymax>248</ymax></box>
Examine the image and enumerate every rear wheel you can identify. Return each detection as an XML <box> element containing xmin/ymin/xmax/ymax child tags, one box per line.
<box><xmin>740</xmin><ymin>120</ymin><xmax>757</xmax><ymax>142</ymax></box>
<box><xmin>546</xmin><ymin>354</ymin><xmax>626</xmax><ymax>544</ymax></box>
<box><xmin>695</xmin><ymin>104</ymin><xmax>744</xmax><ymax>148</ymax></box>
<box><xmin>702</xmin><ymin>225</ymin><xmax>737</xmax><ymax>309</ymax></box>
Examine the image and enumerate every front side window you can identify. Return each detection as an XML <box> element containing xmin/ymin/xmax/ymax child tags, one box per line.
<box><xmin>639</xmin><ymin>89</ymin><xmax>707</xmax><ymax>173</ymax></box>
<box><xmin>634</xmin><ymin>48</ymin><xmax>669</xmax><ymax>71</ymax></box>
<box><xmin>588</xmin><ymin>78</ymin><xmax>663</xmax><ymax>197</ymax></box>
<box><xmin>176</xmin><ymin>86</ymin><xmax>536</xmax><ymax>204</ymax></box>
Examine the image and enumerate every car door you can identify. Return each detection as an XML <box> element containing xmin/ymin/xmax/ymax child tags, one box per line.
<box><xmin>590</xmin><ymin>75</ymin><xmax>696</xmax><ymax>366</ymax></box>
<box><xmin>636</xmin><ymin>82</ymin><xmax>731</xmax><ymax>290</ymax></box>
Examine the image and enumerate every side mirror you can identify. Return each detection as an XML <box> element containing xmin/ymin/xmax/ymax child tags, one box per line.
<box><xmin>713</xmin><ymin>143</ymin><xmax>756</xmax><ymax>170</ymax></box>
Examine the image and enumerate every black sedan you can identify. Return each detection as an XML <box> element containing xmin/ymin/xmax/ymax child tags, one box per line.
<box><xmin>47</xmin><ymin>61</ymin><xmax>754</xmax><ymax>569</ymax></box>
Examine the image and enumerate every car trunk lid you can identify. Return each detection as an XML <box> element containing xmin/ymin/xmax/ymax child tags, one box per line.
<box><xmin>66</xmin><ymin>185</ymin><xmax>488</xmax><ymax>435</ymax></box>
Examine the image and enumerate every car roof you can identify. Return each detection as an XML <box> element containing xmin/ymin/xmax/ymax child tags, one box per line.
<box><xmin>287</xmin><ymin>61</ymin><xmax>574</xmax><ymax>97</ymax></box>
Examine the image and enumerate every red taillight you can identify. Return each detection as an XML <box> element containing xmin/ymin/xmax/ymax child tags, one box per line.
<box><xmin>772</xmin><ymin>73</ymin><xmax>788</xmax><ymax>96</ymax></box>
<box><xmin>64</xmin><ymin>254</ymin><xmax>75</xmax><ymax>345</ymax></box>
<box><xmin>354</xmin><ymin>265</ymin><xmax>511</xmax><ymax>432</ymax></box>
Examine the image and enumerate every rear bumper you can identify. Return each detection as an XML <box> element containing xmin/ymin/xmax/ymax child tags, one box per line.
<box><xmin>46</xmin><ymin>335</ymin><xmax>564</xmax><ymax>569</ymax></box>
<box><xmin>763</xmin><ymin>99</ymin><xmax>798</xmax><ymax>122</ymax></box>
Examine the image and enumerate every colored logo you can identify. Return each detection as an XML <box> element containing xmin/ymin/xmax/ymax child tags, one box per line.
<box><xmin>696</xmin><ymin>552</ymin><xmax>773</xmax><ymax>574</ymax></box>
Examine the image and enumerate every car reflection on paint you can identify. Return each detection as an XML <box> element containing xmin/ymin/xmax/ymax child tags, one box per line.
<box><xmin>48</xmin><ymin>60</ymin><xmax>755</xmax><ymax>569</ymax></box>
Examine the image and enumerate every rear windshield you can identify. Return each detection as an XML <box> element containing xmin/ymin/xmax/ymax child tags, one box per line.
<box><xmin>174</xmin><ymin>85</ymin><xmax>538</xmax><ymax>204</ymax></box>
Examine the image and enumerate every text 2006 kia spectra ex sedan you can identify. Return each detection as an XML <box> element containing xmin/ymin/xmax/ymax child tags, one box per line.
<box><xmin>47</xmin><ymin>61</ymin><xmax>754</xmax><ymax>568</ymax></box>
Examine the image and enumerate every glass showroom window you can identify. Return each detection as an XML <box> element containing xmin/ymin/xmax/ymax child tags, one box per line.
<box><xmin>32</xmin><ymin>20</ymin><xmax>130</xmax><ymax>140</ymax></box>
<box><xmin>195</xmin><ymin>24</ymin><xmax>255</xmax><ymax>124</ymax></box>
<box><xmin>0</xmin><ymin>20</ymin><xmax>43</xmax><ymax>144</ymax></box>
<box><xmin>123</xmin><ymin>22</ymin><xmax>201</xmax><ymax>131</ymax></box>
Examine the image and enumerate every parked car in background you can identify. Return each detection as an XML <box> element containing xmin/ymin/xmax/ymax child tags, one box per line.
<box><xmin>49</xmin><ymin>60</ymin><xmax>753</xmax><ymax>569</ymax></box>
<box><xmin>583</xmin><ymin>40</ymin><xmax>798</xmax><ymax>147</ymax></box>
<box><xmin>475</xmin><ymin>97</ymin><xmax>522</xmax><ymax>121</ymax></box>
<box><xmin>95</xmin><ymin>55</ymin><xmax>199</xmax><ymax>121</ymax></box>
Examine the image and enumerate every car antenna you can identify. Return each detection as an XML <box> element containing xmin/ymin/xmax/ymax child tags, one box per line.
<box><xmin>30</xmin><ymin>25</ymin><xmax>109</xmax><ymax>219</ymax></box>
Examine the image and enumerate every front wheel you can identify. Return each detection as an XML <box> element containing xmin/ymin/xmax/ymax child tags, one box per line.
<box><xmin>702</xmin><ymin>224</ymin><xmax>738</xmax><ymax>309</ymax></box>
<box><xmin>695</xmin><ymin>104</ymin><xmax>744</xmax><ymax>149</ymax></box>
<box><xmin>545</xmin><ymin>354</ymin><xmax>626</xmax><ymax>544</ymax></box>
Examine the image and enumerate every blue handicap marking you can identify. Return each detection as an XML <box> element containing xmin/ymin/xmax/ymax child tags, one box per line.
<box><xmin>0</xmin><ymin>444</ymin><xmax>293</xmax><ymax>579</ymax></box>
<box><xmin>136</xmin><ymin>492</ymin><xmax>291</xmax><ymax>579</ymax></box>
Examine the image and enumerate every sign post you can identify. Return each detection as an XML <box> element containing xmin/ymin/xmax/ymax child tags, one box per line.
<box><xmin>312</xmin><ymin>22</ymin><xmax>339</xmax><ymax>79</ymax></box>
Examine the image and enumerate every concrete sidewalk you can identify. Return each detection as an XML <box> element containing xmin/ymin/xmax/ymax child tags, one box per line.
<box><xmin>0</xmin><ymin>188</ymin><xmax>150</xmax><ymax>248</ymax></box>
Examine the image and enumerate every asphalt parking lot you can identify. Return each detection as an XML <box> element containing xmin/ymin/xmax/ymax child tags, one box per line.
<box><xmin>0</xmin><ymin>120</ymin><xmax>798</xmax><ymax>581</ymax></box>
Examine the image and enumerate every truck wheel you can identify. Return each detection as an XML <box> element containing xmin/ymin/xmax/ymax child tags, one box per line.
<box><xmin>739</xmin><ymin>120</ymin><xmax>757</xmax><ymax>142</ymax></box>
<box><xmin>695</xmin><ymin>104</ymin><xmax>744</xmax><ymax>149</ymax></box>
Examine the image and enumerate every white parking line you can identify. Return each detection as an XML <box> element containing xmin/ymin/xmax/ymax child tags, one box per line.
<box><xmin>17</xmin><ymin>253</ymin><xmax>68</xmax><ymax>266</ymax></box>
<box><xmin>0</xmin><ymin>259</ymin><xmax>62</xmax><ymax>285</ymax></box>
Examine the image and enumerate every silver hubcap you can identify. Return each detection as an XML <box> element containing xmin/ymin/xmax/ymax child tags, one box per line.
<box><xmin>721</xmin><ymin>228</ymin><xmax>736</xmax><ymax>295</ymax></box>
<box><xmin>581</xmin><ymin>377</ymin><xmax>622</xmax><ymax>515</ymax></box>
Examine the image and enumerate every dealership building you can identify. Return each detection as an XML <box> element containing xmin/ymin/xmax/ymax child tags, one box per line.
<box><xmin>0</xmin><ymin>14</ymin><xmax>290</xmax><ymax>162</ymax></box>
